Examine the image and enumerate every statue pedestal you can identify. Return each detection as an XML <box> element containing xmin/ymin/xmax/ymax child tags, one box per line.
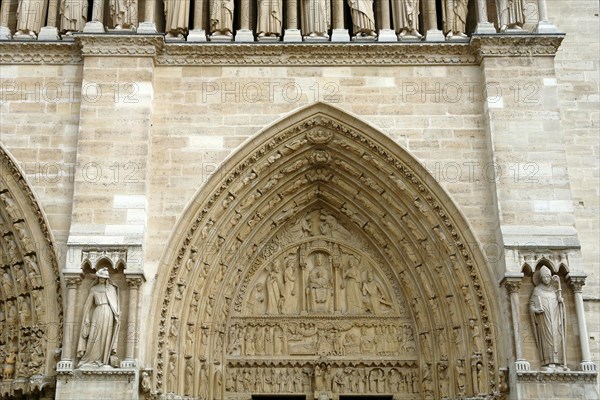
<box><xmin>187</xmin><ymin>29</ymin><xmax>207</xmax><ymax>42</ymax></box>
<box><xmin>13</xmin><ymin>30</ymin><xmax>37</xmax><ymax>40</ymax></box>
<box><xmin>377</xmin><ymin>29</ymin><xmax>397</xmax><ymax>42</ymax></box>
<box><xmin>580</xmin><ymin>361</ymin><xmax>597</xmax><ymax>372</ymax></box>
<box><xmin>474</xmin><ymin>22</ymin><xmax>496</xmax><ymax>34</ymax></box>
<box><xmin>38</xmin><ymin>26</ymin><xmax>60</xmax><ymax>40</ymax></box>
<box><xmin>425</xmin><ymin>29</ymin><xmax>445</xmax><ymax>42</ymax></box>
<box><xmin>137</xmin><ymin>22</ymin><xmax>157</xmax><ymax>34</ymax></box>
<box><xmin>284</xmin><ymin>28</ymin><xmax>303</xmax><ymax>42</ymax></box>
<box><xmin>56</xmin><ymin>368</ymin><xmax>138</xmax><ymax>400</ymax></box>
<box><xmin>514</xmin><ymin>360</ymin><xmax>530</xmax><ymax>371</ymax></box>
<box><xmin>331</xmin><ymin>28</ymin><xmax>350</xmax><ymax>42</ymax></box>
<box><xmin>210</xmin><ymin>32</ymin><xmax>234</xmax><ymax>42</ymax></box>
<box><xmin>235</xmin><ymin>29</ymin><xmax>255</xmax><ymax>42</ymax></box>
<box><xmin>83</xmin><ymin>21</ymin><xmax>106</xmax><ymax>33</ymax></box>
<box><xmin>0</xmin><ymin>26</ymin><xmax>12</xmax><ymax>40</ymax></box>
<box><xmin>535</xmin><ymin>21</ymin><xmax>559</xmax><ymax>34</ymax></box>
<box><xmin>257</xmin><ymin>35</ymin><xmax>280</xmax><ymax>42</ymax></box>
<box><xmin>57</xmin><ymin>360</ymin><xmax>74</xmax><ymax>372</ymax></box>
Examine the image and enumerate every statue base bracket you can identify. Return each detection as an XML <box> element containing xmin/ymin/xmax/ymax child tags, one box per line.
<box><xmin>0</xmin><ymin>26</ymin><xmax>11</xmax><ymax>40</ymax></box>
<box><xmin>83</xmin><ymin>21</ymin><xmax>106</xmax><ymax>33</ymax></box>
<box><xmin>187</xmin><ymin>29</ymin><xmax>207</xmax><ymax>42</ymax></box>
<box><xmin>38</xmin><ymin>26</ymin><xmax>60</xmax><ymax>40</ymax></box>
<box><xmin>284</xmin><ymin>28</ymin><xmax>303</xmax><ymax>42</ymax></box>
<box><xmin>535</xmin><ymin>20</ymin><xmax>560</xmax><ymax>34</ymax></box>
<box><xmin>331</xmin><ymin>28</ymin><xmax>350</xmax><ymax>42</ymax></box>
<box><xmin>425</xmin><ymin>29</ymin><xmax>445</xmax><ymax>42</ymax></box>
<box><xmin>137</xmin><ymin>22</ymin><xmax>157</xmax><ymax>34</ymax></box>
<box><xmin>377</xmin><ymin>29</ymin><xmax>397</xmax><ymax>42</ymax></box>
<box><xmin>235</xmin><ymin>29</ymin><xmax>254</xmax><ymax>42</ymax></box>
<box><xmin>474</xmin><ymin>22</ymin><xmax>497</xmax><ymax>34</ymax></box>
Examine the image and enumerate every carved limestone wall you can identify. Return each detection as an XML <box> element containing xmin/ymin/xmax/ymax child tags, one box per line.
<box><xmin>0</xmin><ymin>144</ymin><xmax>62</xmax><ymax>397</ymax></box>
<box><xmin>146</xmin><ymin>104</ymin><xmax>503</xmax><ymax>399</ymax></box>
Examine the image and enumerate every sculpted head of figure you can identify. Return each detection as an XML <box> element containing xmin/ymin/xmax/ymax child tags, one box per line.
<box><xmin>540</xmin><ymin>266</ymin><xmax>552</xmax><ymax>285</ymax></box>
<box><xmin>95</xmin><ymin>267</ymin><xmax>110</xmax><ymax>281</ymax></box>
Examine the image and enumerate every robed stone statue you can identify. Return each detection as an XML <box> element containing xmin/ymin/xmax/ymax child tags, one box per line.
<box><xmin>347</xmin><ymin>0</ymin><xmax>376</xmax><ymax>38</ymax></box>
<box><xmin>529</xmin><ymin>266</ymin><xmax>567</xmax><ymax>371</ymax></box>
<box><xmin>15</xmin><ymin>0</ymin><xmax>47</xmax><ymax>38</ymax></box>
<box><xmin>77</xmin><ymin>268</ymin><xmax>121</xmax><ymax>368</ymax></box>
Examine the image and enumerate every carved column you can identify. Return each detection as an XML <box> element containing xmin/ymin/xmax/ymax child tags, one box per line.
<box><xmin>38</xmin><ymin>0</ymin><xmax>61</xmax><ymax>39</ymax></box>
<box><xmin>138</xmin><ymin>0</ymin><xmax>158</xmax><ymax>33</ymax></box>
<box><xmin>284</xmin><ymin>0</ymin><xmax>302</xmax><ymax>41</ymax></box>
<box><xmin>189</xmin><ymin>0</ymin><xmax>207</xmax><ymax>41</ymax></box>
<box><xmin>424</xmin><ymin>0</ymin><xmax>444</xmax><ymax>41</ymax></box>
<box><xmin>235</xmin><ymin>0</ymin><xmax>255</xmax><ymax>41</ymax></box>
<box><xmin>534</xmin><ymin>0</ymin><xmax>558</xmax><ymax>33</ymax></box>
<box><xmin>566</xmin><ymin>273</ymin><xmax>597</xmax><ymax>371</ymax></box>
<box><xmin>378</xmin><ymin>0</ymin><xmax>396</xmax><ymax>42</ymax></box>
<box><xmin>57</xmin><ymin>275</ymin><xmax>81</xmax><ymax>371</ymax></box>
<box><xmin>502</xmin><ymin>275</ymin><xmax>530</xmax><ymax>371</ymax></box>
<box><xmin>473</xmin><ymin>0</ymin><xmax>496</xmax><ymax>34</ymax></box>
<box><xmin>331</xmin><ymin>0</ymin><xmax>350</xmax><ymax>41</ymax></box>
<box><xmin>122</xmin><ymin>276</ymin><xmax>144</xmax><ymax>367</ymax></box>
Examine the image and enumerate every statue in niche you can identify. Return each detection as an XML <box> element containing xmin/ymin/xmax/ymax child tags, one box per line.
<box><xmin>257</xmin><ymin>0</ymin><xmax>282</xmax><ymax>38</ymax></box>
<box><xmin>13</xmin><ymin>223</ymin><xmax>34</xmax><ymax>253</ymax></box>
<box><xmin>0</xmin><ymin>194</ymin><xmax>21</xmax><ymax>222</ymax></box>
<box><xmin>388</xmin><ymin>368</ymin><xmax>401</xmax><ymax>392</ymax></box>
<box><xmin>347</xmin><ymin>0</ymin><xmax>377</xmax><ymax>38</ymax></box>
<box><xmin>210</xmin><ymin>0</ymin><xmax>234</xmax><ymax>37</ymax></box>
<box><xmin>109</xmin><ymin>0</ymin><xmax>136</xmax><ymax>29</ymax></box>
<box><xmin>184</xmin><ymin>357</ymin><xmax>194</xmax><ymax>395</ymax></box>
<box><xmin>266</xmin><ymin>263</ymin><xmax>284</xmax><ymax>314</ymax></box>
<box><xmin>455</xmin><ymin>359</ymin><xmax>467</xmax><ymax>396</ymax></box>
<box><xmin>59</xmin><ymin>0</ymin><xmax>87</xmax><ymax>33</ymax></box>
<box><xmin>164</xmin><ymin>0</ymin><xmax>190</xmax><ymax>38</ymax></box>
<box><xmin>362</xmin><ymin>271</ymin><xmax>393</xmax><ymax>314</ymax></box>
<box><xmin>529</xmin><ymin>266</ymin><xmax>567</xmax><ymax>371</ymax></box>
<box><xmin>15</xmin><ymin>0</ymin><xmax>47</xmax><ymax>38</ymax></box>
<box><xmin>301</xmin><ymin>0</ymin><xmax>331</xmax><ymax>39</ymax></box>
<box><xmin>6</xmin><ymin>300</ymin><xmax>17</xmax><ymax>325</ymax></box>
<box><xmin>341</xmin><ymin>258</ymin><xmax>364</xmax><ymax>314</ymax></box>
<box><xmin>498</xmin><ymin>0</ymin><xmax>525</xmax><ymax>31</ymax></box>
<box><xmin>443</xmin><ymin>0</ymin><xmax>469</xmax><ymax>39</ymax></box>
<box><xmin>332</xmin><ymin>369</ymin><xmax>346</xmax><ymax>392</ymax></box>
<box><xmin>251</xmin><ymin>283</ymin><xmax>266</xmax><ymax>314</ymax></box>
<box><xmin>76</xmin><ymin>268</ymin><xmax>120</xmax><ymax>368</ymax></box>
<box><xmin>282</xmin><ymin>258</ymin><xmax>298</xmax><ymax>314</ymax></box>
<box><xmin>392</xmin><ymin>0</ymin><xmax>422</xmax><ymax>39</ymax></box>
<box><xmin>2</xmin><ymin>270</ymin><xmax>14</xmax><ymax>299</ymax></box>
<box><xmin>306</xmin><ymin>253</ymin><xmax>333</xmax><ymax>313</ymax></box>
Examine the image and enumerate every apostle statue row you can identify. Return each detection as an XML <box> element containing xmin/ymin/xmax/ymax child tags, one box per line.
<box><xmin>2</xmin><ymin>0</ymin><xmax>552</xmax><ymax>41</ymax></box>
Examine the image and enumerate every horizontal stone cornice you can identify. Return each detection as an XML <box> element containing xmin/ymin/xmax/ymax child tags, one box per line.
<box><xmin>0</xmin><ymin>34</ymin><xmax>565</xmax><ymax>66</ymax></box>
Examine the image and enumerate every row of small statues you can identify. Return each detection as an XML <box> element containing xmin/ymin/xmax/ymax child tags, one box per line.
<box><xmin>5</xmin><ymin>0</ymin><xmax>533</xmax><ymax>40</ymax></box>
<box><xmin>225</xmin><ymin>366</ymin><xmax>420</xmax><ymax>394</ymax></box>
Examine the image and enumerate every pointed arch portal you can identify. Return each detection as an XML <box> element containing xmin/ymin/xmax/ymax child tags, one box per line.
<box><xmin>0</xmin><ymin>145</ymin><xmax>62</xmax><ymax>397</ymax></box>
<box><xmin>149</xmin><ymin>104</ymin><xmax>502</xmax><ymax>399</ymax></box>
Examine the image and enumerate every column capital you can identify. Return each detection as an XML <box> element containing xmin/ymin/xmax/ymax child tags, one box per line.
<box><xmin>64</xmin><ymin>275</ymin><xmax>82</xmax><ymax>288</ymax></box>
<box><xmin>125</xmin><ymin>273</ymin><xmax>146</xmax><ymax>288</ymax></box>
<box><xmin>566</xmin><ymin>272</ymin><xmax>587</xmax><ymax>293</ymax></box>
<box><xmin>500</xmin><ymin>273</ymin><xmax>524</xmax><ymax>293</ymax></box>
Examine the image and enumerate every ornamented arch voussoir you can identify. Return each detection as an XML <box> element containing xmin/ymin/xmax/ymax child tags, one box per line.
<box><xmin>0</xmin><ymin>144</ymin><xmax>63</xmax><ymax>395</ymax></box>
<box><xmin>150</xmin><ymin>103</ymin><xmax>503</xmax><ymax>397</ymax></box>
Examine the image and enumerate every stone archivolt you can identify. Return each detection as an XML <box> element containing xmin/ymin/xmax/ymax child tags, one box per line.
<box><xmin>0</xmin><ymin>145</ymin><xmax>62</xmax><ymax>397</ymax></box>
<box><xmin>148</xmin><ymin>104</ymin><xmax>501</xmax><ymax>399</ymax></box>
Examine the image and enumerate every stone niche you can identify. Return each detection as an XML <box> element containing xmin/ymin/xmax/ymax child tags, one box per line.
<box><xmin>55</xmin><ymin>248</ymin><xmax>141</xmax><ymax>400</ymax></box>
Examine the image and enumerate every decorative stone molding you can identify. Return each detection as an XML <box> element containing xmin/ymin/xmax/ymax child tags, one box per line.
<box><xmin>515</xmin><ymin>371</ymin><xmax>598</xmax><ymax>383</ymax></box>
<box><xmin>74</xmin><ymin>34</ymin><xmax>164</xmax><ymax>57</ymax></box>
<box><xmin>0</xmin><ymin>41</ymin><xmax>82</xmax><ymax>64</ymax></box>
<box><xmin>0</xmin><ymin>35</ymin><xmax>564</xmax><ymax>65</ymax></box>
<box><xmin>0</xmin><ymin>144</ymin><xmax>63</xmax><ymax>395</ymax></box>
<box><xmin>472</xmin><ymin>34</ymin><xmax>565</xmax><ymax>61</ymax></box>
<box><xmin>148</xmin><ymin>104</ymin><xmax>501</xmax><ymax>398</ymax></box>
<box><xmin>157</xmin><ymin>42</ymin><xmax>478</xmax><ymax>65</ymax></box>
